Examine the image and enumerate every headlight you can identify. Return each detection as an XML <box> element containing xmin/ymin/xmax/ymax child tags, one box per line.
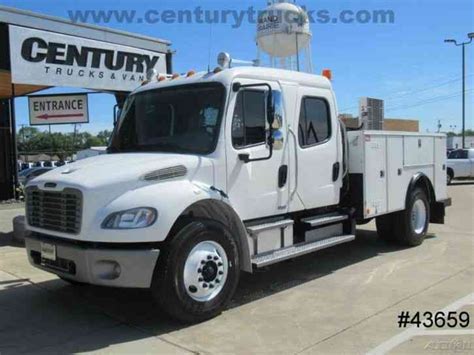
<box><xmin>102</xmin><ymin>207</ymin><xmax>157</xmax><ymax>229</ymax></box>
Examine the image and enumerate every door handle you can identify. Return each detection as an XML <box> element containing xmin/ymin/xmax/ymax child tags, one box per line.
<box><xmin>278</xmin><ymin>165</ymin><xmax>288</xmax><ymax>188</ymax></box>
<box><xmin>332</xmin><ymin>162</ymin><xmax>340</xmax><ymax>182</ymax></box>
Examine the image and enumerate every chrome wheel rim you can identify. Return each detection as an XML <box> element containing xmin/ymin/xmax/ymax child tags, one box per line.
<box><xmin>183</xmin><ymin>240</ymin><xmax>228</xmax><ymax>302</ymax></box>
<box><xmin>411</xmin><ymin>199</ymin><xmax>427</xmax><ymax>234</ymax></box>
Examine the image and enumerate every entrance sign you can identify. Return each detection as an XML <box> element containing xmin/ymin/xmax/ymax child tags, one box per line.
<box><xmin>9</xmin><ymin>25</ymin><xmax>167</xmax><ymax>92</ymax></box>
<box><xmin>28</xmin><ymin>94</ymin><xmax>89</xmax><ymax>125</ymax></box>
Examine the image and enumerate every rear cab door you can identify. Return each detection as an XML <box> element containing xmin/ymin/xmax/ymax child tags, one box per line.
<box><xmin>293</xmin><ymin>86</ymin><xmax>341</xmax><ymax>209</ymax></box>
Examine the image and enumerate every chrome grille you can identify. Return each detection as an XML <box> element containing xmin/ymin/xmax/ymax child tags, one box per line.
<box><xmin>26</xmin><ymin>187</ymin><xmax>82</xmax><ymax>234</ymax></box>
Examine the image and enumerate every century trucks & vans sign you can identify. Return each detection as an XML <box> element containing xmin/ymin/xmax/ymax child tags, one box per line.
<box><xmin>28</xmin><ymin>94</ymin><xmax>89</xmax><ymax>126</ymax></box>
<box><xmin>9</xmin><ymin>25</ymin><xmax>166</xmax><ymax>92</ymax></box>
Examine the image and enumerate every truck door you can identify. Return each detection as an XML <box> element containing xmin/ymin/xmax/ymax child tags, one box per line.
<box><xmin>225</xmin><ymin>80</ymin><xmax>289</xmax><ymax>220</ymax></box>
<box><xmin>294</xmin><ymin>87</ymin><xmax>340</xmax><ymax>209</ymax></box>
<box><xmin>452</xmin><ymin>149</ymin><xmax>470</xmax><ymax>177</ymax></box>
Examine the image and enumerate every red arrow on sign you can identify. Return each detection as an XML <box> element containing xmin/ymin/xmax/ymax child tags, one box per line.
<box><xmin>36</xmin><ymin>113</ymin><xmax>84</xmax><ymax>120</ymax></box>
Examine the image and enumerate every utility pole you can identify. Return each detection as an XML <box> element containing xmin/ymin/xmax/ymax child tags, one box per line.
<box><xmin>444</xmin><ymin>32</ymin><xmax>474</xmax><ymax>148</ymax></box>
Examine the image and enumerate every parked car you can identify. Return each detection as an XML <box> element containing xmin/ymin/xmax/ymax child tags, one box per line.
<box><xmin>43</xmin><ymin>161</ymin><xmax>58</xmax><ymax>168</ymax></box>
<box><xmin>18</xmin><ymin>167</ymin><xmax>53</xmax><ymax>185</ymax></box>
<box><xmin>447</xmin><ymin>148</ymin><xmax>474</xmax><ymax>184</ymax></box>
<box><xmin>55</xmin><ymin>160</ymin><xmax>68</xmax><ymax>167</ymax></box>
<box><xmin>19</xmin><ymin>162</ymin><xmax>34</xmax><ymax>171</ymax></box>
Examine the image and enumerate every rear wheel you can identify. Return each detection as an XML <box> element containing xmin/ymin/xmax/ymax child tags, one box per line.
<box><xmin>151</xmin><ymin>219</ymin><xmax>240</xmax><ymax>323</ymax></box>
<box><xmin>393</xmin><ymin>188</ymin><xmax>430</xmax><ymax>246</ymax></box>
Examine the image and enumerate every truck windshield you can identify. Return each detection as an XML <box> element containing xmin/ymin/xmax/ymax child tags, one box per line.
<box><xmin>109</xmin><ymin>83</ymin><xmax>225</xmax><ymax>155</ymax></box>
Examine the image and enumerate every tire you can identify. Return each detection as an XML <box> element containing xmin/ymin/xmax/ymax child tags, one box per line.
<box><xmin>375</xmin><ymin>213</ymin><xmax>397</xmax><ymax>242</ymax></box>
<box><xmin>151</xmin><ymin>219</ymin><xmax>240</xmax><ymax>323</ymax></box>
<box><xmin>447</xmin><ymin>169</ymin><xmax>453</xmax><ymax>185</ymax></box>
<box><xmin>393</xmin><ymin>187</ymin><xmax>430</xmax><ymax>246</ymax></box>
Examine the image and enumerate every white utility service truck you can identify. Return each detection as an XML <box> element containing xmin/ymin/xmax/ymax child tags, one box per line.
<box><xmin>24</xmin><ymin>64</ymin><xmax>451</xmax><ymax>322</ymax></box>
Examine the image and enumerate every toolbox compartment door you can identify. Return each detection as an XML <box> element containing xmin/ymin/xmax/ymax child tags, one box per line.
<box><xmin>364</xmin><ymin>135</ymin><xmax>387</xmax><ymax>217</ymax></box>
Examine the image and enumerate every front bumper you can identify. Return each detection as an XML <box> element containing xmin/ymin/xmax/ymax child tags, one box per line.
<box><xmin>25</xmin><ymin>233</ymin><xmax>160</xmax><ymax>288</ymax></box>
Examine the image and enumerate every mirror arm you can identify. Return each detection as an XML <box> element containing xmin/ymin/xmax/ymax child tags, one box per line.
<box><xmin>238</xmin><ymin>143</ymin><xmax>273</xmax><ymax>163</ymax></box>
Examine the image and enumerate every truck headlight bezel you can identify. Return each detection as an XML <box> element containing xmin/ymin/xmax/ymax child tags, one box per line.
<box><xmin>101</xmin><ymin>207</ymin><xmax>158</xmax><ymax>229</ymax></box>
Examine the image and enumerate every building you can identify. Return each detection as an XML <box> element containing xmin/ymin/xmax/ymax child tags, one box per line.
<box><xmin>359</xmin><ymin>97</ymin><xmax>384</xmax><ymax>130</ymax></box>
<box><xmin>384</xmin><ymin>118</ymin><xmax>419</xmax><ymax>132</ymax></box>
<box><xmin>339</xmin><ymin>113</ymin><xmax>420</xmax><ymax>132</ymax></box>
<box><xmin>0</xmin><ymin>6</ymin><xmax>172</xmax><ymax>200</ymax></box>
<box><xmin>447</xmin><ymin>136</ymin><xmax>474</xmax><ymax>149</ymax></box>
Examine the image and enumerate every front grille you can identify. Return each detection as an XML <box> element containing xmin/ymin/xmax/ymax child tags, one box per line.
<box><xmin>26</xmin><ymin>187</ymin><xmax>82</xmax><ymax>234</ymax></box>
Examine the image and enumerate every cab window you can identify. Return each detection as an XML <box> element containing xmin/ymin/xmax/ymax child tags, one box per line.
<box><xmin>449</xmin><ymin>149</ymin><xmax>468</xmax><ymax>159</ymax></box>
<box><xmin>231</xmin><ymin>90</ymin><xmax>266</xmax><ymax>148</ymax></box>
<box><xmin>298</xmin><ymin>97</ymin><xmax>331</xmax><ymax>147</ymax></box>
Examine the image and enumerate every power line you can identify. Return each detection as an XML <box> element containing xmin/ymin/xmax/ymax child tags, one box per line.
<box><xmin>385</xmin><ymin>88</ymin><xmax>473</xmax><ymax>113</ymax></box>
<box><xmin>339</xmin><ymin>74</ymin><xmax>473</xmax><ymax>112</ymax></box>
<box><xmin>383</xmin><ymin>74</ymin><xmax>473</xmax><ymax>101</ymax></box>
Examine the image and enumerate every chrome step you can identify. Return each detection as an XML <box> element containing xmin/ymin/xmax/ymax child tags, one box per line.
<box><xmin>246</xmin><ymin>219</ymin><xmax>294</xmax><ymax>235</ymax></box>
<box><xmin>301</xmin><ymin>214</ymin><xmax>348</xmax><ymax>228</ymax></box>
<box><xmin>251</xmin><ymin>234</ymin><xmax>355</xmax><ymax>268</ymax></box>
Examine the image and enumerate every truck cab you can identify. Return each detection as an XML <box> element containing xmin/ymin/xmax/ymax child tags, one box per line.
<box><xmin>23</xmin><ymin>66</ymin><xmax>450</xmax><ymax>323</ymax></box>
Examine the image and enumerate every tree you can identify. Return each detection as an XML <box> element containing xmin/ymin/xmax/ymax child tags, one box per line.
<box><xmin>86</xmin><ymin>136</ymin><xmax>103</xmax><ymax>147</ymax></box>
<box><xmin>97</xmin><ymin>130</ymin><xmax>112</xmax><ymax>145</ymax></box>
<box><xmin>16</xmin><ymin>127</ymin><xmax>110</xmax><ymax>156</ymax></box>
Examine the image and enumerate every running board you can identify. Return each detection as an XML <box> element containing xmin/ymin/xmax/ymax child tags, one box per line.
<box><xmin>246</xmin><ymin>219</ymin><xmax>294</xmax><ymax>235</ymax></box>
<box><xmin>301</xmin><ymin>214</ymin><xmax>348</xmax><ymax>228</ymax></box>
<box><xmin>251</xmin><ymin>234</ymin><xmax>355</xmax><ymax>268</ymax></box>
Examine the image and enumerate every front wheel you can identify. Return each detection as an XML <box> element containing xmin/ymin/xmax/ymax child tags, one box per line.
<box><xmin>151</xmin><ymin>219</ymin><xmax>240</xmax><ymax>323</ymax></box>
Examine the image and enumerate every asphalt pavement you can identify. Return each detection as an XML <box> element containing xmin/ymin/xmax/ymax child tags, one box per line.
<box><xmin>0</xmin><ymin>182</ymin><xmax>472</xmax><ymax>354</ymax></box>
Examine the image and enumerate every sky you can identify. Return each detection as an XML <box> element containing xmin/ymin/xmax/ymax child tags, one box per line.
<box><xmin>1</xmin><ymin>0</ymin><xmax>473</xmax><ymax>134</ymax></box>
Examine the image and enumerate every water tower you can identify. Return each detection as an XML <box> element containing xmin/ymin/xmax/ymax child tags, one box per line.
<box><xmin>256</xmin><ymin>0</ymin><xmax>313</xmax><ymax>72</ymax></box>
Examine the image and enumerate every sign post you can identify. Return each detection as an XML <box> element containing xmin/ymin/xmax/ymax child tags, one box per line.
<box><xmin>28</xmin><ymin>94</ymin><xmax>89</xmax><ymax>126</ymax></box>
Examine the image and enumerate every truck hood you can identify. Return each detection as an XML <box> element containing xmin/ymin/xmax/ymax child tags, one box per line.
<box><xmin>28</xmin><ymin>152</ymin><xmax>217</xmax><ymax>213</ymax></box>
<box><xmin>26</xmin><ymin>153</ymin><xmax>218</xmax><ymax>241</ymax></box>
<box><xmin>30</xmin><ymin>153</ymin><xmax>213</xmax><ymax>190</ymax></box>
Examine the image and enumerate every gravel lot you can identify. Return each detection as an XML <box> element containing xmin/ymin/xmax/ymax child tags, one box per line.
<box><xmin>0</xmin><ymin>182</ymin><xmax>472</xmax><ymax>354</ymax></box>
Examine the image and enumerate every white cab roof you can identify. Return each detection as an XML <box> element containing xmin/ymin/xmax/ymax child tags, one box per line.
<box><xmin>134</xmin><ymin>67</ymin><xmax>333</xmax><ymax>95</ymax></box>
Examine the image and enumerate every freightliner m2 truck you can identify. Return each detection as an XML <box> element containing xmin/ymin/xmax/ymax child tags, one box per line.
<box><xmin>24</xmin><ymin>65</ymin><xmax>451</xmax><ymax>322</ymax></box>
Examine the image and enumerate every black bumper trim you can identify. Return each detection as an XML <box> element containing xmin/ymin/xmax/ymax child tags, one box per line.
<box><xmin>28</xmin><ymin>232</ymin><xmax>161</xmax><ymax>250</ymax></box>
